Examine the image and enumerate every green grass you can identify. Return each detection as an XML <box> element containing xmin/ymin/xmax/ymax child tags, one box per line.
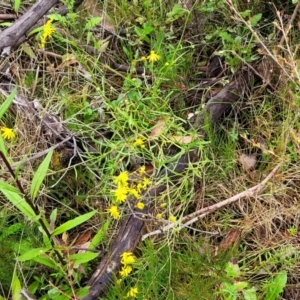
<box><xmin>1</xmin><ymin>0</ymin><xmax>300</xmax><ymax>299</ymax></box>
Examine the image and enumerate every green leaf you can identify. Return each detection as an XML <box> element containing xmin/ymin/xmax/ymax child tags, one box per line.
<box><xmin>0</xmin><ymin>135</ymin><xmax>7</xmax><ymax>157</ymax></box>
<box><xmin>84</xmin><ymin>17</ymin><xmax>102</xmax><ymax>31</ymax></box>
<box><xmin>243</xmin><ymin>287</ymin><xmax>257</xmax><ymax>300</ymax></box>
<box><xmin>0</xmin><ymin>188</ymin><xmax>36</xmax><ymax>219</ymax></box>
<box><xmin>11</xmin><ymin>270</ymin><xmax>21</xmax><ymax>300</ymax></box>
<box><xmin>51</xmin><ymin>211</ymin><xmax>97</xmax><ymax>236</ymax></box>
<box><xmin>30</xmin><ymin>149</ymin><xmax>53</xmax><ymax>201</ymax></box>
<box><xmin>89</xmin><ymin>219</ymin><xmax>110</xmax><ymax>250</ymax></box>
<box><xmin>0</xmin><ymin>180</ymin><xmax>20</xmax><ymax>193</ymax></box>
<box><xmin>32</xmin><ymin>255</ymin><xmax>60</xmax><ymax>271</ymax></box>
<box><xmin>69</xmin><ymin>252</ymin><xmax>99</xmax><ymax>267</ymax></box>
<box><xmin>250</xmin><ymin>13</ymin><xmax>262</xmax><ymax>26</ymax></box>
<box><xmin>17</xmin><ymin>247</ymin><xmax>51</xmax><ymax>262</ymax></box>
<box><xmin>14</xmin><ymin>0</ymin><xmax>21</xmax><ymax>13</ymax></box>
<box><xmin>50</xmin><ymin>208</ymin><xmax>57</xmax><ymax>231</ymax></box>
<box><xmin>219</xmin><ymin>31</ymin><xmax>234</xmax><ymax>43</ymax></box>
<box><xmin>0</xmin><ymin>88</ymin><xmax>16</xmax><ymax>119</ymax></box>
<box><xmin>264</xmin><ymin>271</ymin><xmax>287</xmax><ymax>300</ymax></box>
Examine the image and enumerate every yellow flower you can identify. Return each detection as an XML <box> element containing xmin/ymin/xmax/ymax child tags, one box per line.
<box><xmin>40</xmin><ymin>18</ymin><xmax>55</xmax><ymax>49</ymax></box>
<box><xmin>1</xmin><ymin>127</ymin><xmax>15</xmax><ymax>140</ymax></box>
<box><xmin>141</xmin><ymin>56</ymin><xmax>146</xmax><ymax>61</ymax></box>
<box><xmin>113</xmin><ymin>171</ymin><xmax>129</xmax><ymax>186</ymax></box>
<box><xmin>169</xmin><ymin>215</ymin><xmax>176</xmax><ymax>222</ymax></box>
<box><xmin>135</xmin><ymin>202</ymin><xmax>144</xmax><ymax>210</ymax></box>
<box><xmin>119</xmin><ymin>265</ymin><xmax>132</xmax><ymax>277</ymax></box>
<box><xmin>133</xmin><ymin>138</ymin><xmax>145</xmax><ymax>148</ymax></box>
<box><xmin>108</xmin><ymin>205</ymin><xmax>120</xmax><ymax>219</ymax></box>
<box><xmin>113</xmin><ymin>185</ymin><xmax>129</xmax><ymax>203</ymax></box>
<box><xmin>156</xmin><ymin>213</ymin><xmax>163</xmax><ymax>219</ymax></box>
<box><xmin>165</xmin><ymin>62</ymin><xmax>170</xmax><ymax>66</ymax></box>
<box><xmin>147</xmin><ymin>50</ymin><xmax>161</xmax><ymax>62</ymax></box>
<box><xmin>137</xmin><ymin>182</ymin><xmax>143</xmax><ymax>193</ymax></box>
<box><xmin>127</xmin><ymin>287</ymin><xmax>138</xmax><ymax>298</ymax></box>
<box><xmin>120</xmin><ymin>252</ymin><xmax>136</xmax><ymax>265</ymax></box>
<box><xmin>142</xmin><ymin>177</ymin><xmax>151</xmax><ymax>188</ymax></box>
<box><xmin>139</xmin><ymin>165</ymin><xmax>146</xmax><ymax>175</ymax></box>
<box><xmin>130</xmin><ymin>188</ymin><xmax>140</xmax><ymax>199</ymax></box>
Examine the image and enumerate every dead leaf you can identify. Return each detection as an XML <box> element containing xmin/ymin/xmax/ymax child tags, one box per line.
<box><xmin>171</xmin><ymin>135</ymin><xmax>193</xmax><ymax>144</ymax></box>
<box><xmin>73</xmin><ymin>230</ymin><xmax>92</xmax><ymax>246</ymax></box>
<box><xmin>149</xmin><ymin>118</ymin><xmax>168</xmax><ymax>139</ymax></box>
<box><xmin>83</xmin><ymin>0</ymin><xmax>115</xmax><ymax>33</ymax></box>
<box><xmin>55</xmin><ymin>53</ymin><xmax>78</xmax><ymax>70</ymax></box>
<box><xmin>238</xmin><ymin>153</ymin><xmax>257</xmax><ymax>171</ymax></box>
<box><xmin>218</xmin><ymin>230</ymin><xmax>241</xmax><ymax>252</ymax></box>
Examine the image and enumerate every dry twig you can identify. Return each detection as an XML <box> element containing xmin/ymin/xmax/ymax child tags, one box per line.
<box><xmin>142</xmin><ymin>163</ymin><xmax>282</xmax><ymax>241</ymax></box>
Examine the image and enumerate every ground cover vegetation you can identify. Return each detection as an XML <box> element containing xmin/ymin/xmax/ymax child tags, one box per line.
<box><xmin>0</xmin><ymin>0</ymin><xmax>300</xmax><ymax>299</ymax></box>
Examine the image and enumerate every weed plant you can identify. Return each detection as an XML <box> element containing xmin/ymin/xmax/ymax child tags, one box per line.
<box><xmin>0</xmin><ymin>0</ymin><xmax>300</xmax><ymax>299</ymax></box>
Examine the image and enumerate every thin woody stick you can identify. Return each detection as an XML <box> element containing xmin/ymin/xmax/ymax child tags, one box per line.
<box><xmin>142</xmin><ymin>163</ymin><xmax>281</xmax><ymax>241</ymax></box>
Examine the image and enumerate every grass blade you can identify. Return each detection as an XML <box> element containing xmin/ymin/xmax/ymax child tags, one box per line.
<box><xmin>30</xmin><ymin>148</ymin><xmax>53</xmax><ymax>201</ymax></box>
<box><xmin>0</xmin><ymin>88</ymin><xmax>16</xmax><ymax>119</ymax></box>
<box><xmin>51</xmin><ymin>210</ymin><xmax>97</xmax><ymax>236</ymax></box>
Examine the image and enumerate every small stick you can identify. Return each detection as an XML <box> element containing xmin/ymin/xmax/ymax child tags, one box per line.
<box><xmin>142</xmin><ymin>163</ymin><xmax>281</xmax><ymax>241</ymax></box>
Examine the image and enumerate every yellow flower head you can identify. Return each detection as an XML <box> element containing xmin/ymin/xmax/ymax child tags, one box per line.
<box><xmin>1</xmin><ymin>127</ymin><xmax>15</xmax><ymax>140</ymax></box>
<box><xmin>119</xmin><ymin>265</ymin><xmax>132</xmax><ymax>277</ymax></box>
<box><xmin>40</xmin><ymin>18</ymin><xmax>55</xmax><ymax>49</ymax></box>
<box><xmin>133</xmin><ymin>138</ymin><xmax>145</xmax><ymax>148</ymax></box>
<box><xmin>127</xmin><ymin>287</ymin><xmax>138</xmax><ymax>298</ymax></box>
<box><xmin>139</xmin><ymin>165</ymin><xmax>146</xmax><ymax>175</ymax></box>
<box><xmin>156</xmin><ymin>213</ymin><xmax>163</xmax><ymax>219</ymax></box>
<box><xmin>113</xmin><ymin>171</ymin><xmax>129</xmax><ymax>186</ymax></box>
<box><xmin>137</xmin><ymin>182</ymin><xmax>143</xmax><ymax>193</ymax></box>
<box><xmin>169</xmin><ymin>215</ymin><xmax>177</xmax><ymax>222</ymax></box>
<box><xmin>142</xmin><ymin>177</ymin><xmax>151</xmax><ymax>188</ymax></box>
<box><xmin>108</xmin><ymin>205</ymin><xmax>120</xmax><ymax>219</ymax></box>
<box><xmin>113</xmin><ymin>185</ymin><xmax>129</xmax><ymax>203</ymax></box>
<box><xmin>147</xmin><ymin>50</ymin><xmax>161</xmax><ymax>63</ymax></box>
<box><xmin>121</xmin><ymin>252</ymin><xmax>136</xmax><ymax>265</ymax></box>
<box><xmin>135</xmin><ymin>202</ymin><xmax>144</xmax><ymax>210</ymax></box>
<box><xmin>130</xmin><ymin>188</ymin><xmax>140</xmax><ymax>199</ymax></box>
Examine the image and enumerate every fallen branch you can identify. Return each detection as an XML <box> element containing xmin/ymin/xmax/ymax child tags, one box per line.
<box><xmin>0</xmin><ymin>0</ymin><xmax>59</xmax><ymax>51</ymax></box>
<box><xmin>81</xmin><ymin>151</ymin><xmax>198</xmax><ymax>300</ymax></box>
<box><xmin>142</xmin><ymin>163</ymin><xmax>281</xmax><ymax>241</ymax></box>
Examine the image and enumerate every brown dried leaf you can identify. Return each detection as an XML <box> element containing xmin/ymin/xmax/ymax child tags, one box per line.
<box><xmin>74</xmin><ymin>230</ymin><xmax>92</xmax><ymax>246</ymax></box>
<box><xmin>238</xmin><ymin>153</ymin><xmax>257</xmax><ymax>171</ymax></box>
<box><xmin>218</xmin><ymin>230</ymin><xmax>241</xmax><ymax>252</ymax></box>
<box><xmin>83</xmin><ymin>0</ymin><xmax>115</xmax><ymax>33</ymax></box>
<box><xmin>149</xmin><ymin>118</ymin><xmax>168</xmax><ymax>139</ymax></box>
<box><xmin>171</xmin><ymin>135</ymin><xmax>193</xmax><ymax>144</ymax></box>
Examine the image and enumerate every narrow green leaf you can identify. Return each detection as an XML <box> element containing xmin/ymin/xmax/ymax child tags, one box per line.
<box><xmin>89</xmin><ymin>219</ymin><xmax>110</xmax><ymax>250</ymax></box>
<box><xmin>30</xmin><ymin>148</ymin><xmax>53</xmax><ymax>201</ymax></box>
<box><xmin>11</xmin><ymin>270</ymin><xmax>21</xmax><ymax>300</ymax></box>
<box><xmin>32</xmin><ymin>255</ymin><xmax>60</xmax><ymax>271</ymax></box>
<box><xmin>0</xmin><ymin>188</ymin><xmax>35</xmax><ymax>219</ymax></box>
<box><xmin>69</xmin><ymin>252</ymin><xmax>99</xmax><ymax>267</ymax></box>
<box><xmin>0</xmin><ymin>88</ymin><xmax>16</xmax><ymax>119</ymax></box>
<box><xmin>50</xmin><ymin>208</ymin><xmax>57</xmax><ymax>231</ymax></box>
<box><xmin>0</xmin><ymin>180</ymin><xmax>20</xmax><ymax>193</ymax></box>
<box><xmin>0</xmin><ymin>135</ymin><xmax>7</xmax><ymax>157</ymax></box>
<box><xmin>17</xmin><ymin>247</ymin><xmax>51</xmax><ymax>262</ymax></box>
<box><xmin>14</xmin><ymin>0</ymin><xmax>21</xmax><ymax>13</ymax></box>
<box><xmin>51</xmin><ymin>211</ymin><xmax>97</xmax><ymax>236</ymax></box>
